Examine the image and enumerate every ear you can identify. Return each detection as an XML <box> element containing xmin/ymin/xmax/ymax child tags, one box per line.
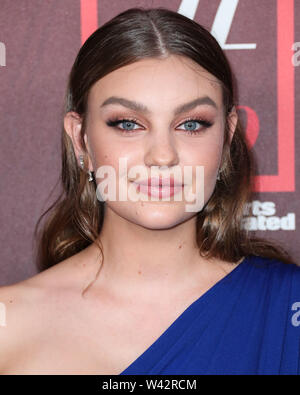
<box><xmin>64</xmin><ymin>111</ymin><xmax>93</xmax><ymax>171</ymax></box>
<box><xmin>227</xmin><ymin>106</ymin><xmax>238</xmax><ymax>145</ymax></box>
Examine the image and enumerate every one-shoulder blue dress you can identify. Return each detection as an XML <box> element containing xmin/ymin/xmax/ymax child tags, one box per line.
<box><xmin>119</xmin><ymin>254</ymin><xmax>300</xmax><ymax>375</ymax></box>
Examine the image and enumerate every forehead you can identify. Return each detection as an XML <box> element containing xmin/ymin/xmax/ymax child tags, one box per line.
<box><xmin>89</xmin><ymin>55</ymin><xmax>223</xmax><ymax>112</ymax></box>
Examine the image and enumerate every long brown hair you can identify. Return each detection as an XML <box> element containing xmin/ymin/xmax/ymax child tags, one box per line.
<box><xmin>34</xmin><ymin>6</ymin><xmax>295</xmax><ymax>284</ymax></box>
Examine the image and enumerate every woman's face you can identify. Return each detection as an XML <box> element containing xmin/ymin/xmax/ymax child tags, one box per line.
<box><xmin>65</xmin><ymin>55</ymin><xmax>237</xmax><ymax>229</ymax></box>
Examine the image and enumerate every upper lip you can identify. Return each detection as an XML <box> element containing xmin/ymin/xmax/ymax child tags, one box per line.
<box><xmin>133</xmin><ymin>177</ymin><xmax>184</xmax><ymax>187</ymax></box>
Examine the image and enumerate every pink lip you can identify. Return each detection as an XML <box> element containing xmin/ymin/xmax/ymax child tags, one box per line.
<box><xmin>133</xmin><ymin>177</ymin><xmax>184</xmax><ymax>188</ymax></box>
<box><xmin>132</xmin><ymin>177</ymin><xmax>185</xmax><ymax>199</ymax></box>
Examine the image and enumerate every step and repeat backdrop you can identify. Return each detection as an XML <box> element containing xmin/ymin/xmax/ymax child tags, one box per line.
<box><xmin>0</xmin><ymin>0</ymin><xmax>299</xmax><ymax>285</ymax></box>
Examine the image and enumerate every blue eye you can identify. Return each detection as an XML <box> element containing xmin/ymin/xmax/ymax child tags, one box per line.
<box><xmin>117</xmin><ymin>120</ymin><xmax>138</xmax><ymax>131</ymax></box>
<box><xmin>178</xmin><ymin>118</ymin><xmax>213</xmax><ymax>134</ymax></box>
<box><xmin>106</xmin><ymin>117</ymin><xmax>213</xmax><ymax>135</ymax></box>
<box><xmin>106</xmin><ymin>118</ymin><xmax>140</xmax><ymax>133</ymax></box>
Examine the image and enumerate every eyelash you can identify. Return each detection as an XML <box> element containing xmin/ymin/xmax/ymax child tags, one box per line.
<box><xmin>105</xmin><ymin>116</ymin><xmax>213</xmax><ymax>136</ymax></box>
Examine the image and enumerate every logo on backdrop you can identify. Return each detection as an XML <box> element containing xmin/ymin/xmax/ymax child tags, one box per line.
<box><xmin>242</xmin><ymin>200</ymin><xmax>296</xmax><ymax>231</ymax></box>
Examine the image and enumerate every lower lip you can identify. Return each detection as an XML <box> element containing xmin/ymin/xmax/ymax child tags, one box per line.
<box><xmin>133</xmin><ymin>183</ymin><xmax>184</xmax><ymax>199</ymax></box>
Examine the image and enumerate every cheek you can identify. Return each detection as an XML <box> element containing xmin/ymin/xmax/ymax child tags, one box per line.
<box><xmin>89</xmin><ymin>137</ymin><xmax>140</xmax><ymax>186</ymax></box>
<box><xmin>88</xmin><ymin>132</ymin><xmax>123</xmax><ymax>167</ymax></box>
<box><xmin>182</xmin><ymin>138</ymin><xmax>223</xmax><ymax>198</ymax></box>
<box><xmin>183</xmin><ymin>137</ymin><xmax>223</xmax><ymax>172</ymax></box>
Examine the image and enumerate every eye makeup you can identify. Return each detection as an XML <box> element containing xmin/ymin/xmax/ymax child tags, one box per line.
<box><xmin>105</xmin><ymin>113</ymin><xmax>214</xmax><ymax>136</ymax></box>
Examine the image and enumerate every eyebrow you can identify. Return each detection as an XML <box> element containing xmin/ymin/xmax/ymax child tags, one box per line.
<box><xmin>100</xmin><ymin>95</ymin><xmax>218</xmax><ymax>115</ymax></box>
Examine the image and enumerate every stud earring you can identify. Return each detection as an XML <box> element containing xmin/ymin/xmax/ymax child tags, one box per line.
<box><xmin>217</xmin><ymin>169</ymin><xmax>221</xmax><ymax>180</ymax></box>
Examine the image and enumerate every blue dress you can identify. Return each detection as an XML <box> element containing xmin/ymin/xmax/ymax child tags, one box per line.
<box><xmin>119</xmin><ymin>254</ymin><xmax>300</xmax><ymax>375</ymax></box>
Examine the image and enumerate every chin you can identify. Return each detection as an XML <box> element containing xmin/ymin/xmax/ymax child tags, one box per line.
<box><xmin>129</xmin><ymin>204</ymin><xmax>191</xmax><ymax>230</ymax></box>
<box><xmin>135</xmin><ymin>218</ymin><xmax>185</xmax><ymax>230</ymax></box>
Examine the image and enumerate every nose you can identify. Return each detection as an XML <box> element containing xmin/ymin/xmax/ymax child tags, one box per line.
<box><xmin>144</xmin><ymin>131</ymin><xmax>179</xmax><ymax>168</ymax></box>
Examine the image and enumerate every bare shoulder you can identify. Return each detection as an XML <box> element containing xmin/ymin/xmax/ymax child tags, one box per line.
<box><xmin>0</xmin><ymin>281</ymin><xmax>37</xmax><ymax>373</ymax></box>
<box><xmin>0</xmin><ymin>248</ymin><xmax>96</xmax><ymax>374</ymax></box>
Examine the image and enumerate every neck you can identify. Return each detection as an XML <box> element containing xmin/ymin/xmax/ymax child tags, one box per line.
<box><xmin>88</xmin><ymin>205</ymin><xmax>208</xmax><ymax>297</ymax></box>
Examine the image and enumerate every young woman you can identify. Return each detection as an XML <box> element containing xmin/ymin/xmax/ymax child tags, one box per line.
<box><xmin>1</xmin><ymin>7</ymin><xmax>299</xmax><ymax>375</ymax></box>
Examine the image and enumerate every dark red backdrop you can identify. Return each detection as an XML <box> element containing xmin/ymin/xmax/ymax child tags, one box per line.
<box><xmin>0</xmin><ymin>0</ymin><xmax>299</xmax><ymax>285</ymax></box>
